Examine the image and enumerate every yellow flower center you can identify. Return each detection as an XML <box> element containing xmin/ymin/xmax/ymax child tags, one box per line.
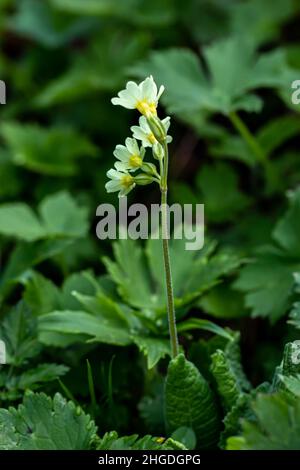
<box><xmin>147</xmin><ymin>133</ymin><xmax>156</xmax><ymax>144</ymax></box>
<box><xmin>129</xmin><ymin>154</ymin><xmax>142</xmax><ymax>168</ymax></box>
<box><xmin>121</xmin><ymin>174</ymin><xmax>134</xmax><ymax>188</ymax></box>
<box><xmin>136</xmin><ymin>100</ymin><xmax>157</xmax><ymax>116</ymax></box>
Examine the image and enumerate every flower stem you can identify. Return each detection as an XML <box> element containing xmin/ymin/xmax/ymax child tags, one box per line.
<box><xmin>228</xmin><ymin>111</ymin><xmax>274</xmax><ymax>190</ymax></box>
<box><xmin>160</xmin><ymin>140</ymin><xmax>179</xmax><ymax>358</ymax></box>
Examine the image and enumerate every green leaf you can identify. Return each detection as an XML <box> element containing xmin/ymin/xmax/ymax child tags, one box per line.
<box><xmin>0</xmin><ymin>239</ymin><xmax>73</xmax><ymax>298</ymax></box>
<box><xmin>215</xmin><ymin>115</ymin><xmax>300</xmax><ymax>164</ymax></box>
<box><xmin>235</xmin><ymin>188</ymin><xmax>300</xmax><ymax>322</ymax></box>
<box><xmin>50</xmin><ymin>0</ymin><xmax>175</xmax><ymax>26</ymax></box>
<box><xmin>22</xmin><ymin>271</ymin><xmax>61</xmax><ymax>316</ymax></box>
<box><xmin>280</xmin><ymin>375</ymin><xmax>300</xmax><ymax>398</ymax></box>
<box><xmin>104</xmin><ymin>237</ymin><xmax>240</xmax><ymax>315</ymax></box>
<box><xmin>1</xmin><ymin>122</ymin><xmax>97</xmax><ymax>176</ymax></box>
<box><xmin>273</xmin><ymin>191</ymin><xmax>300</xmax><ymax>257</ymax></box>
<box><xmin>0</xmin><ymin>302</ymin><xmax>40</xmax><ymax>366</ymax></box>
<box><xmin>8</xmin><ymin>0</ymin><xmax>95</xmax><ymax>48</ymax></box>
<box><xmin>36</xmin><ymin>32</ymin><xmax>147</xmax><ymax>107</ymax></box>
<box><xmin>0</xmin><ymin>203</ymin><xmax>45</xmax><ymax>242</ymax></box>
<box><xmin>177</xmin><ymin>318</ymin><xmax>233</xmax><ymax>341</ymax></box>
<box><xmin>165</xmin><ymin>354</ymin><xmax>220</xmax><ymax>449</ymax></box>
<box><xmin>97</xmin><ymin>431</ymin><xmax>186</xmax><ymax>450</ymax></box>
<box><xmin>219</xmin><ymin>382</ymin><xmax>269</xmax><ymax>449</ymax></box>
<box><xmin>231</xmin><ymin>0</ymin><xmax>295</xmax><ymax>45</ymax></box>
<box><xmin>224</xmin><ymin>332</ymin><xmax>252</xmax><ymax>392</ymax></box>
<box><xmin>196</xmin><ymin>162</ymin><xmax>251</xmax><ymax>223</ymax></box>
<box><xmin>0</xmin><ymin>392</ymin><xmax>97</xmax><ymax>450</ymax></box>
<box><xmin>289</xmin><ymin>302</ymin><xmax>300</xmax><ymax>329</ymax></box>
<box><xmin>132</xmin><ymin>336</ymin><xmax>170</xmax><ymax>369</ymax></box>
<box><xmin>38</xmin><ymin>310</ymin><xmax>132</xmax><ymax>347</ymax></box>
<box><xmin>38</xmin><ymin>191</ymin><xmax>89</xmax><ymax>238</ymax></box>
<box><xmin>17</xmin><ymin>363</ymin><xmax>69</xmax><ymax>390</ymax></box>
<box><xmin>171</xmin><ymin>426</ymin><xmax>196</xmax><ymax>450</ymax></box>
<box><xmin>132</xmin><ymin>37</ymin><xmax>291</xmax><ymax>117</ymax></box>
<box><xmin>210</xmin><ymin>349</ymin><xmax>242</xmax><ymax>412</ymax></box>
<box><xmin>227</xmin><ymin>392</ymin><xmax>300</xmax><ymax>450</ymax></box>
<box><xmin>0</xmin><ymin>191</ymin><xmax>89</xmax><ymax>242</ymax></box>
<box><xmin>199</xmin><ymin>283</ymin><xmax>246</xmax><ymax>319</ymax></box>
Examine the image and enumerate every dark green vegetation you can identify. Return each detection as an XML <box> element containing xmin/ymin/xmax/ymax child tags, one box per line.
<box><xmin>1</xmin><ymin>0</ymin><xmax>300</xmax><ymax>450</ymax></box>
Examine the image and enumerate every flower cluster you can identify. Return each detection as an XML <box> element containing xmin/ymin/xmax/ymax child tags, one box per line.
<box><xmin>106</xmin><ymin>76</ymin><xmax>171</xmax><ymax>197</ymax></box>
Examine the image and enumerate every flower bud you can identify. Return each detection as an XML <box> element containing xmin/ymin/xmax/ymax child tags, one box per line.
<box><xmin>152</xmin><ymin>142</ymin><xmax>164</xmax><ymax>160</ymax></box>
<box><xmin>134</xmin><ymin>173</ymin><xmax>155</xmax><ymax>186</ymax></box>
<box><xmin>141</xmin><ymin>162</ymin><xmax>159</xmax><ymax>176</ymax></box>
<box><xmin>146</xmin><ymin>115</ymin><xmax>166</xmax><ymax>144</ymax></box>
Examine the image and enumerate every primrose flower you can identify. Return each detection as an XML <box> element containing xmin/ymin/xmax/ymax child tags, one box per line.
<box><xmin>113</xmin><ymin>138</ymin><xmax>145</xmax><ymax>172</ymax></box>
<box><xmin>105</xmin><ymin>169</ymin><xmax>135</xmax><ymax>197</ymax></box>
<box><xmin>111</xmin><ymin>76</ymin><xmax>164</xmax><ymax>117</ymax></box>
<box><xmin>131</xmin><ymin>116</ymin><xmax>172</xmax><ymax>148</ymax></box>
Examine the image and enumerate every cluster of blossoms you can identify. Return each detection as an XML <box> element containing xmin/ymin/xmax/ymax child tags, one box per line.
<box><xmin>106</xmin><ymin>76</ymin><xmax>172</xmax><ymax>197</ymax></box>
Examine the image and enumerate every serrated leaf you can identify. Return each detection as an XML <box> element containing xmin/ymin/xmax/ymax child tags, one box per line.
<box><xmin>0</xmin><ymin>302</ymin><xmax>40</xmax><ymax>366</ymax></box>
<box><xmin>38</xmin><ymin>191</ymin><xmax>89</xmax><ymax>238</ymax></box>
<box><xmin>235</xmin><ymin>189</ymin><xmax>300</xmax><ymax>322</ymax></box>
<box><xmin>0</xmin><ymin>392</ymin><xmax>97</xmax><ymax>450</ymax></box>
<box><xmin>104</xmin><ymin>237</ymin><xmax>240</xmax><ymax>315</ymax></box>
<box><xmin>22</xmin><ymin>271</ymin><xmax>61</xmax><ymax>316</ymax></box>
<box><xmin>132</xmin><ymin>336</ymin><xmax>170</xmax><ymax>369</ymax></box>
<box><xmin>132</xmin><ymin>37</ymin><xmax>291</xmax><ymax>117</ymax></box>
<box><xmin>0</xmin><ymin>191</ymin><xmax>89</xmax><ymax>242</ymax></box>
<box><xmin>17</xmin><ymin>363</ymin><xmax>69</xmax><ymax>390</ymax></box>
<box><xmin>97</xmin><ymin>431</ymin><xmax>186</xmax><ymax>450</ymax></box>
<box><xmin>227</xmin><ymin>392</ymin><xmax>300</xmax><ymax>450</ymax></box>
<box><xmin>0</xmin><ymin>203</ymin><xmax>45</xmax><ymax>242</ymax></box>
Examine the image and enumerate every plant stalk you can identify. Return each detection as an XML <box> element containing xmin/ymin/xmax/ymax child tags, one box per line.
<box><xmin>160</xmin><ymin>140</ymin><xmax>179</xmax><ymax>358</ymax></box>
<box><xmin>228</xmin><ymin>111</ymin><xmax>275</xmax><ymax>190</ymax></box>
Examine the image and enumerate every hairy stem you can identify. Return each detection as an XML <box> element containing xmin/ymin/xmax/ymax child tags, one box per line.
<box><xmin>160</xmin><ymin>140</ymin><xmax>179</xmax><ymax>358</ymax></box>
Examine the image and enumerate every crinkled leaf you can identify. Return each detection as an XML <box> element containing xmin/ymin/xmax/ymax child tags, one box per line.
<box><xmin>165</xmin><ymin>354</ymin><xmax>220</xmax><ymax>449</ymax></box>
<box><xmin>210</xmin><ymin>349</ymin><xmax>242</xmax><ymax>412</ymax></box>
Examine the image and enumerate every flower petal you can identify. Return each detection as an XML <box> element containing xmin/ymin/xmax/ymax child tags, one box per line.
<box><xmin>107</xmin><ymin>168</ymin><xmax>122</xmax><ymax>180</ymax></box>
<box><xmin>141</xmin><ymin>76</ymin><xmax>157</xmax><ymax>101</ymax></box>
<box><xmin>126</xmin><ymin>81</ymin><xmax>141</xmax><ymax>101</ymax></box>
<box><xmin>114</xmin><ymin>161</ymin><xmax>129</xmax><ymax>172</ymax></box>
<box><xmin>105</xmin><ymin>180</ymin><xmax>122</xmax><ymax>192</ymax></box>
<box><xmin>157</xmin><ymin>85</ymin><xmax>165</xmax><ymax>101</ymax></box>
<box><xmin>113</xmin><ymin>145</ymin><xmax>130</xmax><ymax>162</ymax></box>
<box><xmin>125</xmin><ymin>137</ymin><xmax>139</xmax><ymax>155</ymax></box>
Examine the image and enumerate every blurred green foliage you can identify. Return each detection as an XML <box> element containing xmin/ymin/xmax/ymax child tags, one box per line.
<box><xmin>1</xmin><ymin>0</ymin><xmax>300</xmax><ymax>450</ymax></box>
